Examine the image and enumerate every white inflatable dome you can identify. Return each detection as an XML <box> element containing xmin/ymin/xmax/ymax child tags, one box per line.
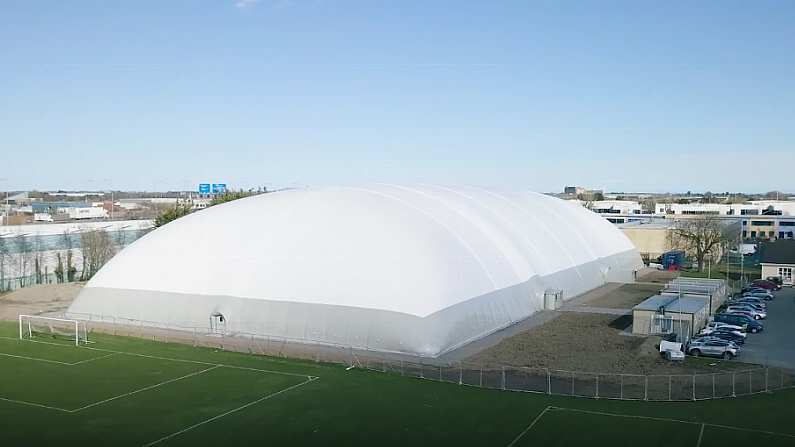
<box><xmin>69</xmin><ymin>185</ymin><xmax>642</xmax><ymax>357</ymax></box>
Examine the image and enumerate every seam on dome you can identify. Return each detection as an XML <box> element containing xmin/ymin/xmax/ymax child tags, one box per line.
<box><xmin>530</xmin><ymin>192</ymin><xmax>600</xmax><ymax>261</ymax></box>
<box><xmin>466</xmin><ymin>186</ymin><xmax>556</xmax><ymax>276</ymax></box>
<box><xmin>379</xmin><ymin>183</ymin><xmax>526</xmax><ymax>282</ymax></box>
<box><xmin>481</xmin><ymin>190</ymin><xmax>585</xmax><ymax>282</ymax></box>
<box><xmin>343</xmin><ymin>186</ymin><xmax>498</xmax><ymax>290</ymax></box>
<box><xmin>421</xmin><ymin>184</ymin><xmax>540</xmax><ymax>282</ymax></box>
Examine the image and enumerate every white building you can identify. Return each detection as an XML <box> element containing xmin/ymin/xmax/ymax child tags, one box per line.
<box><xmin>68</xmin><ymin>185</ymin><xmax>643</xmax><ymax>357</ymax></box>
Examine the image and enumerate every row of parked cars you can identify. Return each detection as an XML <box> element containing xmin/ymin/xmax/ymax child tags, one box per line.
<box><xmin>684</xmin><ymin>279</ymin><xmax>781</xmax><ymax>359</ymax></box>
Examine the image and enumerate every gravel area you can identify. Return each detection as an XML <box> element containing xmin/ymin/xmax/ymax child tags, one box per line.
<box><xmin>0</xmin><ymin>283</ymin><xmax>84</xmax><ymax>320</ymax></box>
<box><xmin>466</xmin><ymin>311</ymin><xmax>757</xmax><ymax>374</ymax></box>
<box><xmin>584</xmin><ymin>283</ymin><xmax>662</xmax><ymax>309</ymax></box>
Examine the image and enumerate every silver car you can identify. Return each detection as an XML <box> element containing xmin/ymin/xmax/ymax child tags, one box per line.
<box><xmin>726</xmin><ymin>305</ymin><xmax>767</xmax><ymax>319</ymax></box>
<box><xmin>687</xmin><ymin>338</ymin><xmax>739</xmax><ymax>359</ymax></box>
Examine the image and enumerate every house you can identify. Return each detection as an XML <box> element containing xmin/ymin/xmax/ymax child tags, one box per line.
<box><xmin>759</xmin><ymin>240</ymin><xmax>795</xmax><ymax>286</ymax></box>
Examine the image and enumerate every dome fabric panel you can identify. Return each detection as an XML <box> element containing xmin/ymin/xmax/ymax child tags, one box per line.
<box><xmin>68</xmin><ymin>185</ymin><xmax>643</xmax><ymax>357</ymax></box>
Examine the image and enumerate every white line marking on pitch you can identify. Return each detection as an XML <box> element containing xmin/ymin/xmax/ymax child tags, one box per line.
<box><xmin>0</xmin><ymin>351</ymin><xmax>74</xmax><ymax>365</ymax></box>
<box><xmin>0</xmin><ymin>350</ymin><xmax>115</xmax><ymax>366</ymax></box>
<box><xmin>69</xmin><ymin>365</ymin><xmax>222</xmax><ymax>413</ymax></box>
<box><xmin>0</xmin><ymin>396</ymin><xmax>70</xmax><ymax>413</ymax></box>
<box><xmin>696</xmin><ymin>423</ymin><xmax>705</xmax><ymax>447</ymax></box>
<box><xmin>70</xmin><ymin>352</ymin><xmax>116</xmax><ymax>365</ymax></box>
<box><xmin>141</xmin><ymin>376</ymin><xmax>319</xmax><ymax>447</ymax></box>
<box><xmin>550</xmin><ymin>406</ymin><xmax>795</xmax><ymax>439</ymax></box>
<box><xmin>506</xmin><ymin>406</ymin><xmax>551</xmax><ymax>447</ymax></box>
<box><xmin>0</xmin><ymin>336</ymin><xmax>317</xmax><ymax>379</ymax></box>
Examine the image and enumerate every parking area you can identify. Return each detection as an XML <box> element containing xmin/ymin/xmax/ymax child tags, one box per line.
<box><xmin>736</xmin><ymin>287</ymin><xmax>795</xmax><ymax>368</ymax></box>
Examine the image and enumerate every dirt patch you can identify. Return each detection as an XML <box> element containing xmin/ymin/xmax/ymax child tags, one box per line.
<box><xmin>466</xmin><ymin>311</ymin><xmax>755</xmax><ymax>374</ymax></box>
<box><xmin>0</xmin><ymin>283</ymin><xmax>84</xmax><ymax>320</ymax></box>
<box><xmin>585</xmin><ymin>283</ymin><xmax>662</xmax><ymax>309</ymax></box>
<box><xmin>637</xmin><ymin>269</ymin><xmax>679</xmax><ymax>284</ymax></box>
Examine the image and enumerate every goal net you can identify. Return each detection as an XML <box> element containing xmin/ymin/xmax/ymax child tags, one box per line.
<box><xmin>19</xmin><ymin>315</ymin><xmax>88</xmax><ymax>346</ymax></box>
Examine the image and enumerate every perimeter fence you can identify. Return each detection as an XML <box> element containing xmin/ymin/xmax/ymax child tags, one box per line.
<box><xmin>62</xmin><ymin>312</ymin><xmax>795</xmax><ymax>402</ymax></box>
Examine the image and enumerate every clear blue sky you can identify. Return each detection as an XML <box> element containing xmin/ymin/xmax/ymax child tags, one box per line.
<box><xmin>1</xmin><ymin>1</ymin><xmax>793</xmax><ymax>193</ymax></box>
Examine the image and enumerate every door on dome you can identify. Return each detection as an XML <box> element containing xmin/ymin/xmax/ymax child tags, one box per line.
<box><xmin>210</xmin><ymin>312</ymin><xmax>227</xmax><ymax>335</ymax></box>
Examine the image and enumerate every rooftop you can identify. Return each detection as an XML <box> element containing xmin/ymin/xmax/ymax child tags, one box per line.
<box><xmin>633</xmin><ymin>295</ymin><xmax>708</xmax><ymax>314</ymax></box>
<box><xmin>760</xmin><ymin>240</ymin><xmax>795</xmax><ymax>265</ymax></box>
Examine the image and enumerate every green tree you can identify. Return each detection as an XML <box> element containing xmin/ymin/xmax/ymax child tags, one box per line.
<box><xmin>155</xmin><ymin>204</ymin><xmax>193</xmax><ymax>228</ymax></box>
<box><xmin>209</xmin><ymin>190</ymin><xmax>256</xmax><ymax>206</ymax></box>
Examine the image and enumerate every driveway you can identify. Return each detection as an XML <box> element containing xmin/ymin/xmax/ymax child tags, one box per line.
<box><xmin>738</xmin><ymin>287</ymin><xmax>795</xmax><ymax>368</ymax></box>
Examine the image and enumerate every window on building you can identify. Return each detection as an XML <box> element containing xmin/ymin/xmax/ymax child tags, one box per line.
<box><xmin>742</xmin><ymin>220</ymin><xmax>748</xmax><ymax>226</ymax></box>
<box><xmin>751</xmin><ymin>231</ymin><xmax>757</xmax><ymax>238</ymax></box>
<box><xmin>742</xmin><ymin>230</ymin><xmax>747</xmax><ymax>238</ymax></box>
<box><xmin>780</xmin><ymin>221</ymin><xmax>795</xmax><ymax>227</ymax></box>
<box><xmin>769</xmin><ymin>231</ymin><xmax>775</xmax><ymax>238</ymax></box>
<box><xmin>741</xmin><ymin>209</ymin><xmax>759</xmax><ymax>215</ymax></box>
<box><xmin>751</xmin><ymin>221</ymin><xmax>773</xmax><ymax>226</ymax></box>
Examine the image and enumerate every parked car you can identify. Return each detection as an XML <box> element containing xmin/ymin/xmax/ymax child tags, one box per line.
<box><xmin>765</xmin><ymin>276</ymin><xmax>783</xmax><ymax>288</ymax></box>
<box><xmin>714</xmin><ymin>313</ymin><xmax>764</xmax><ymax>333</ymax></box>
<box><xmin>743</xmin><ymin>286</ymin><xmax>774</xmax><ymax>294</ymax></box>
<box><xmin>696</xmin><ymin>331</ymin><xmax>745</xmax><ymax>345</ymax></box>
<box><xmin>752</xmin><ymin>279</ymin><xmax>781</xmax><ymax>291</ymax></box>
<box><xmin>726</xmin><ymin>307</ymin><xmax>766</xmax><ymax>320</ymax></box>
<box><xmin>699</xmin><ymin>326</ymin><xmax>747</xmax><ymax>339</ymax></box>
<box><xmin>687</xmin><ymin>338</ymin><xmax>739</xmax><ymax>359</ymax></box>
<box><xmin>741</xmin><ymin>287</ymin><xmax>774</xmax><ymax>297</ymax></box>
<box><xmin>732</xmin><ymin>297</ymin><xmax>767</xmax><ymax>307</ymax></box>
<box><xmin>728</xmin><ymin>301</ymin><xmax>766</xmax><ymax>312</ymax></box>
<box><xmin>743</xmin><ymin>291</ymin><xmax>775</xmax><ymax>301</ymax></box>
<box><xmin>727</xmin><ymin>301</ymin><xmax>767</xmax><ymax>317</ymax></box>
<box><xmin>703</xmin><ymin>321</ymin><xmax>745</xmax><ymax>333</ymax></box>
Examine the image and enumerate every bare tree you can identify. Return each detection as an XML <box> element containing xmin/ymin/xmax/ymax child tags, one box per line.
<box><xmin>80</xmin><ymin>229</ymin><xmax>116</xmax><ymax>281</ymax></box>
<box><xmin>669</xmin><ymin>216</ymin><xmax>732</xmax><ymax>271</ymax></box>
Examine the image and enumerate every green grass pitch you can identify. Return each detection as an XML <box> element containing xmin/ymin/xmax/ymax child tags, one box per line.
<box><xmin>1</xmin><ymin>321</ymin><xmax>794</xmax><ymax>446</ymax></box>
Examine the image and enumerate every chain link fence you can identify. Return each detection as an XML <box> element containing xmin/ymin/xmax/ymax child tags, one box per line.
<box><xmin>65</xmin><ymin>313</ymin><xmax>795</xmax><ymax>402</ymax></box>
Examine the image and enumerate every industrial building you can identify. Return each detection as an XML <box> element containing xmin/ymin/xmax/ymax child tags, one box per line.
<box><xmin>632</xmin><ymin>278</ymin><xmax>727</xmax><ymax>340</ymax></box>
<box><xmin>68</xmin><ymin>185</ymin><xmax>643</xmax><ymax>357</ymax></box>
<box><xmin>632</xmin><ymin>295</ymin><xmax>709</xmax><ymax>340</ymax></box>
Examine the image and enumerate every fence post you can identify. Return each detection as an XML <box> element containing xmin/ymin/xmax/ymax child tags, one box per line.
<box><xmin>712</xmin><ymin>373</ymin><xmax>716</xmax><ymax>399</ymax></box>
<box><xmin>732</xmin><ymin>372</ymin><xmax>736</xmax><ymax>397</ymax></box>
<box><xmin>419</xmin><ymin>360</ymin><xmax>424</xmax><ymax>379</ymax></box>
<box><xmin>439</xmin><ymin>365</ymin><xmax>442</xmax><ymax>382</ymax></box>
<box><xmin>765</xmin><ymin>368</ymin><xmax>769</xmax><ymax>392</ymax></box>
<box><xmin>619</xmin><ymin>374</ymin><xmax>623</xmax><ymax>400</ymax></box>
<box><xmin>692</xmin><ymin>374</ymin><xmax>696</xmax><ymax>401</ymax></box>
<box><xmin>547</xmin><ymin>369</ymin><xmax>551</xmax><ymax>395</ymax></box>
<box><xmin>644</xmin><ymin>376</ymin><xmax>648</xmax><ymax>401</ymax></box>
<box><xmin>663</xmin><ymin>375</ymin><xmax>669</xmax><ymax>401</ymax></box>
<box><xmin>571</xmin><ymin>371</ymin><xmax>575</xmax><ymax>396</ymax></box>
<box><xmin>595</xmin><ymin>375</ymin><xmax>599</xmax><ymax>399</ymax></box>
<box><xmin>749</xmin><ymin>370</ymin><xmax>752</xmax><ymax>394</ymax></box>
<box><xmin>458</xmin><ymin>362</ymin><xmax>463</xmax><ymax>385</ymax></box>
<box><xmin>781</xmin><ymin>367</ymin><xmax>785</xmax><ymax>389</ymax></box>
<box><xmin>383</xmin><ymin>360</ymin><xmax>387</xmax><ymax>373</ymax></box>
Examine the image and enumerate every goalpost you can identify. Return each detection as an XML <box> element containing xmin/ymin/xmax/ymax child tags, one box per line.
<box><xmin>18</xmin><ymin>315</ymin><xmax>88</xmax><ymax>346</ymax></box>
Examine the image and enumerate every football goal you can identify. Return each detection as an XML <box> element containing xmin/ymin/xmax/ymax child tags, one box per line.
<box><xmin>19</xmin><ymin>315</ymin><xmax>88</xmax><ymax>346</ymax></box>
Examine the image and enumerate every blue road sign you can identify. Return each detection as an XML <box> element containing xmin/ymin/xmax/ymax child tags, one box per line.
<box><xmin>198</xmin><ymin>183</ymin><xmax>211</xmax><ymax>194</ymax></box>
<box><xmin>212</xmin><ymin>183</ymin><xmax>227</xmax><ymax>194</ymax></box>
